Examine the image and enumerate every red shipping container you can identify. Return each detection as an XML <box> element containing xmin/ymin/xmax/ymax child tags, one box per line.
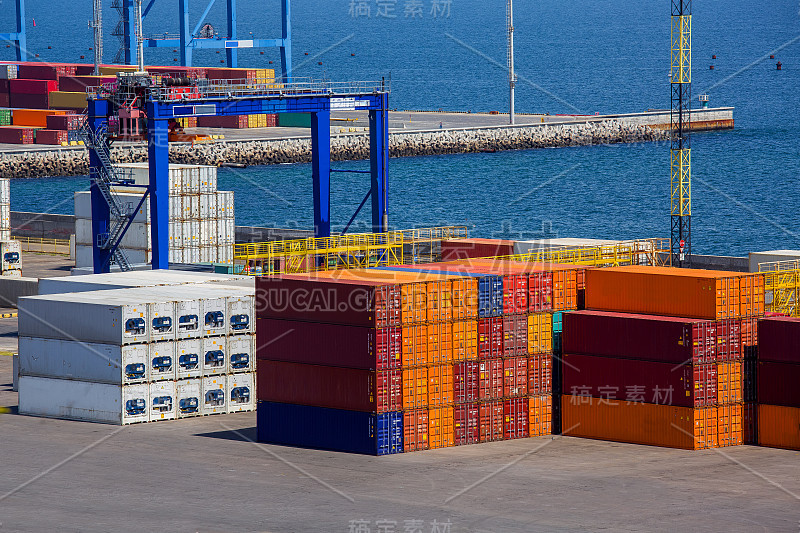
<box><xmin>504</xmin><ymin>397</ymin><xmax>529</xmax><ymax>439</ymax></box>
<box><xmin>502</xmin><ymin>314</ymin><xmax>527</xmax><ymax>357</ymax></box>
<box><xmin>256</xmin><ymin>275</ymin><xmax>401</xmax><ymax>328</ymax></box>
<box><xmin>18</xmin><ymin>64</ymin><xmax>76</xmax><ymax>80</ymax></box>
<box><xmin>758</xmin><ymin>317</ymin><xmax>800</xmax><ymax>364</ymax></box>
<box><xmin>196</xmin><ymin>114</ymin><xmax>248</xmax><ymax>128</ymax></box>
<box><xmin>741</xmin><ymin>317</ymin><xmax>758</xmax><ymax>347</ymax></box>
<box><xmin>206</xmin><ymin>68</ymin><xmax>258</xmax><ymax>80</ymax></box>
<box><xmin>716</xmin><ymin>319</ymin><xmax>742</xmax><ymax>362</ymax></box>
<box><xmin>58</xmin><ymin>75</ymin><xmax>115</xmax><ymax>92</ymax></box>
<box><xmin>528</xmin><ymin>271</ymin><xmax>554</xmax><ymax>313</ymax></box>
<box><xmin>404</xmin><ymin>409</ymin><xmax>429</xmax><ymax>451</ymax></box>
<box><xmin>757</xmin><ymin>360</ymin><xmax>800</xmax><ymax>408</ymax></box>
<box><xmin>440</xmin><ymin>238</ymin><xmax>515</xmax><ymax>261</ymax></box>
<box><xmin>453</xmin><ymin>361</ymin><xmax>479</xmax><ymax>403</ymax></box>
<box><xmin>478</xmin><ymin>317</ymin><xmax>503</xmax><ymax>359</ymax></box>
<box><xmin>480</xmin><ymin>400</ymin><xmax>505</xmax><ymax>442</ymax></box>
<box><xmin>10</xmin><ymin>93</ymin><xmax>50</xmax><ymax>109</ymax></box>
<box><xmin>35</xmin><ymin>129</ymin><xmax>67</xmax><ymax>145</ymax></box>
<box><xmin>528</xmin><ymin>353</ymin><xmax>552</xmax><ymax>395</ymax></box>
<box><xmin>478</xmin><ymin>358</ymin><xmax>503</xmax><ymax>400</ymax></box>
<box><xmin>9</xmin><ymin>79</ymin><xmax>59</xmax><ymax>94</ymax></box>
<box><xmin>46</xmin><ymin>114</ymin><xmax>83</xmax><ymax>131</ymax></box>
<box><xmin>454</xmin><ymin>403</ymin><xmax>480</xmax><ymax>445</ymax></box>
<box><xmin>256</xmin><ymin>318</ymin><xmax>401</xmax><ymax>370</ymax></box>
<box><xmin>562</xmin><ymin>353</ymin><xmax>717</xmax><ymax>408</ymax></box>
<box><xmin>256</xmin><ymin>360</ymin><xmax>402</xmax><ymax>413</ymax></box>
<box><xmin>265</xmin><ymin>114</ymin><xmax>277</xmax><ymax>127</ymax></box>
<box><xmin>503</xmin><ymin>356</ymin><xmax>528</xmax><ymax>398</ymax></box>
<box><xmin>0</xmin><ymin>126</ymin><xmax>35</xmax><ymax>144</ymax></box>
<box><xmin>563</xmin><ymin>310</ymin><xmax>720</xmax><ymax>364</ymax></box>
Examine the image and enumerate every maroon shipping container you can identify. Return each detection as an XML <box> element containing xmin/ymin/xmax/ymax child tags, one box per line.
<box><xmin>257</xmin><ymin>360</ymin><xmax>402</xmax><ymax>413</ymax></box>
<box><xmin>10</xmin><ymin>93</ymin><xmax>49</xmax><ymax>109</ymax></box>
<box><xmin>46</xmin><ymin>114</ymin><xmax>83</xmax><ymax>131</ymax></box>
<box><xmin>757</xmin><ymin>360</ymin><xmax>800</xmax><ymax>408</ymax></box>
<box><xmin>35</xmin><ymin>129</ymin><xmax>67</xmax><ymax>145</ymax></box>
<box><xmin>562</xmin><ymin>353</ymin><xmax>717</xmax><ymax>408</ymax></box>
<box><xmin>563</xmin><ymin>310</ymin><xmax>722</xmax><ymax>364</ymax></box>
<box><xmin>196</xmin><ymin>114</ymin><xmax>249</xmax><ymax>128</ymax></box>
<box><xmin>206</xmin><ymin>68</ymin><xmax>258</xmax><ymax>80</ymax></box>
<box><xmin>256</xmin><ymin>318</ymin><xmax>401</xmax><ymax>370</ymax></box>
<box><xmin>453</xmin><ymin>361</ymin><xmax>479</xmax><ymax>403</ymax></box>
<box><xmin>9</xmin><ymin>79</ymin><xmax>59</xmax><ymax>94</ymax></box>
<box><xmin>502</xmin><ymin>314</ymin><xmax>527</xmax><ymax>357</ymax></box>
<box><xmin>0</xmin><ymin>79</ymin><xmax>9</xmax><ymax>93</ymax></box>
<box><xmin>454</xmin><ymin>403</ymin><xmax>480</xmax><ymax>445</ymax></box>
<box><xmin>58</xmin><ymin>76</ymin><xmax>115</xmax><ymax>92</ymax></box>
<box><xmin>480</xmin><ymin>400</ymin><xmax>504</xmax><ymax>442</ymax></box>
<box><xmin>503</xmin><ymin>356</ymin><xmax>528</xmax><ymax>398</ymax></box>
<box><xmin>0</xmin><ymin>126</ymin><xmax>35</xmax><ymax>144</ymax></box>
<box><xmin>440</xmin><ymin>238</ymin><xmax>515</xmax><ymax>261</ymax></box>
<box><xmin>504</xmin><ymin>398</ymin><xmax>529</xmax><ymax>440</ymax></box>
<box><xmin>478</xmin><ymin>317</ymin><xmax>503</xmax><ymax>359</ymax></box>
<box><xmin>74</xmin><ymin>65</ymin><xmax>97</xmax><ymax>76</ymax></box>
<box><xmin>758</xmin><ymin>317</ymin><xmax>800</xmax><ymax>364</ymax></box>
<box><xmin>256</xmin><ymin>275</ymin><xmax>401</xmax><ymax>328</ymax></box>
<box><xmin>528</xmin><ymin>353</ymin><xmax>552</xmax><ymax>395</ymax></box>
<box><xmin>478</xmin><ymin>358</ymin><xmax>503</xmax><ymax>400</ymax></box>
<box><xmin>716</xmin><ymin>319</ymin><xmax>741</xmax><ymax>361</ymax></box>
<box><xmin>742</xmin><ymin>402</ymin><xmax>757</xmax><ymax>445</ymax></box>
<box><xmin>18</xmin><ymin>64</ymin><xmax>76</xmax><ymax>80</ymax></box>
<box><xmin>0</xmin><ymin>93</ymin><xmax>9</xmax><ymax>108</ymax></box>
<box><xmin>265</xmin><ymin>114</ymin><xmax>277</xmax><ymax>127</ymax></box>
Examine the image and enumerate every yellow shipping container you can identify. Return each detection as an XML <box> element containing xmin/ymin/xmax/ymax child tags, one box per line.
<box><xmin>99</xmin><ymin>65</ymin><xmax>137</xmax><ymax>76</ymax></box>
<box><xmin>528</xmin><ymin>312</ymin><xmax>553</xmax><ymax>354</ymax></box>
<box><xmin>247</xmin><ymin>114</ymin><xmax>259</xmax><ymax>128</ymax></box>
<box><xmin>48</xmin><ymin>91</ymin><xmax>88</xmax><ymax>110</ymax></box>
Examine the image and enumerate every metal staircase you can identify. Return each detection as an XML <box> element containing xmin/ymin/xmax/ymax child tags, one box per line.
<box><xmin>77</xmin><ymin>117</ymin><xmax>134</xmax><ymax>271</ymax></box>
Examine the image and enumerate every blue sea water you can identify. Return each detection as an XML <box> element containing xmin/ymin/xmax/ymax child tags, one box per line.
<box><xmin>2</xmin><ymin>0</ymin><xmax>799</xmax><ymax>256</ymax></box>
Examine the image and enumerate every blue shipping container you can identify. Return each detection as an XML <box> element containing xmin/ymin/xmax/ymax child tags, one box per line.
<box><xmin>257</xmin><ymin>402</ymin><xmax>403</xmax><ymax>456</ymax></box>
<box><xmin>552</xmin><ymin>311</ymin><xmax>564</xmax><ymax>334</ymax></box>
<box><xmin>373</xmin><ymin>267</ymin><xmax>504</xmax><ymax>318</ymax></box>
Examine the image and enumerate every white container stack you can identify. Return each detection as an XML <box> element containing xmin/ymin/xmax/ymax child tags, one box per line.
<box><xmin>73</xmin><ymin>163</ymin><xmax>235</xmax><ymax>269</ymax></box>
<box><xmin>17</xmin><ymin>274</ymin><xmax>256</xmax><ymax>425</ymax></box>
<box><xmin>0</xmin><ymin>239</ymin><xmax>22</xmax><ymax>277</ymax></box>
<box><xmin>0</xmin><ymin>178</ymin><xmax>11</xmax><ymax>242</ymax></box>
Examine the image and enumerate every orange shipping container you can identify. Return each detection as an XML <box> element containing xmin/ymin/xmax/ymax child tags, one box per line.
<box><xmin>428</xmin><ymin>322</ymin><xmax>453</xmax><ymax>365</ymax></box>
<box><xmin>529</xmin><ymin>394</ymin><xmax>552</xmax><ymax>437</ymax></box>
<box><xmin>527</xmin><ymin>312</ymin><xmax>553</xmax><ymax>355</ymax></box>
<box><xmin>450</xmin><ymin>278</ymin><xmax>479</xmax><ymax>320</ymax></box>
<box><xmin>427</xmin><ymin>364</ymin><xmax>453</xmax><ymax>407</ymax></box>
<box><xmin>561</xmin><ymin>395</ymin><xmax>742</xmax><ymax>450</ymax></box>
<box><xmin>426</xmin><ymin>278</ymin><xmax>453</xmax><ymax>323</ymax></box>
<box><xmin>716</xmin><ymin>362</ymin><xmax>743</xmax><ymax>405</ymax></box>
<box><xmin>403</xmin><ymin>367</ymin><xmax>428</xmax><ymax>409</ymax></box>
<box><xmin>404</xmin><ymin>409</ymin><xmax>429</xmax><ymax>452</ymax></box>
<box><xmin>585</xmin><ymin>266</ymin><xmax>749</xmax><ymax>320</ymax></box>
<box><xmin>428</xmin><ymin>406</ymin><xmax>454</xmax><ymax>449</ymax></box>
<box><xmin>452</xmin><ymin>320</ymin><xmax>478</xmax><ymax>362</ymax></box>
<box><xmin>12</xmin><ymin>108</ymin><xmax>67</xmax><ymax>128</ymax></box>
<box><xmin>758</xmin><ymin>404</ymin><xmax>800</xmax><ymax>451</ymax></box>
<box><xmin>402</xmin><ymin>324</ymin><xmax>428</xmax><ymax>368</ymax></box>
<box><xmin>738</xmin><ymin>274</ymin><xmax>765</xmax><ymax>318</ymax></box>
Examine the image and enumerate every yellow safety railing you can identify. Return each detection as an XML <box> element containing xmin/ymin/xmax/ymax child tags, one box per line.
<box><xmin>488</xmin><ymin>238</ymin><xmax>670</xmax><ymax>268</ymax></box>
<box><xmin>14</xmin><ymin>236</ymin><xmax>72</xmax><ymax>256</ymax></box>
<box><xmin>401</xmin><ymin>226</ymin><xmax>469</xmax><ymax>264</ymax></box>
<box><xmin>759</xmin><ymin>260</ymin><xmax>800</xmax><ymax>316</ymax></box>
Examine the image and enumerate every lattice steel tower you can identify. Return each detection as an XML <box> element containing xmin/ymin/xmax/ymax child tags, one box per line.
<box><xmin>670</xmin><ymin>0</ymin><xmax>692</xmax><ymax>266</ymax></box>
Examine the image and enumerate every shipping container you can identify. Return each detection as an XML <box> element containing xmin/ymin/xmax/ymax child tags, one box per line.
<box><xmin>741</xmin><ymin>317</ymin><xmax>758</xmax><ymax>347</ymax></box>
<box><xmin>257</xmin><ymin>402</ymin><xmax>403</xmax><ymax>455</ymax></box>
<box><xmin>454</xmin><ymin>403</ymin><xmax>480</xmax><ymax>445</ymax></box>
<box><xmin>428</xmin><ymin>364</ymin><xmax>454</xmax><ymax>407</ymax></box>
<box><xmin>742</xmin><ymin>359</ymin><xmax>757</xmax><ymax>403</ymax></box>
<box><xmin>403</xmin><ymin>367</ymin><xmax>428</xmax><ymax>409</ymax></box>
<box><xmin>757</xmin><ymin>404</ymin><xmax>800</xmax><ymax>451</ymax></box>
<box><xmin>197</xmin><ymin>115</ymin><xmax>249</xmax><ymax>128</ymax></box>
<box><xmin>563</xmin><ymin>311</ymin><xmax>721</xmax><ymax>364</ymax></box>
<box><xmin>562</xmin><ymin>395</ymin><xmax>742</xmax><ymax>450</ymax></box>
<box><xmin>256</xmin><ymin>318</ymin><xmax>400</xmax><ymax>370</ymax></box>
<box><xmin>502</xmin><ymin>314</ymin><xmax>528</xmax><ymax>357</ymax></box>
<box><xmin>0</xmin><ymin>126</ymin><xmax>35</xmax><ymax>144</ymax></box>
<box><xmin>202</xmin><ymin>336</ymin><xmax>227</xmax><ymax>376</ymax></box>
<box><xmin>716</xmin><ymin>319</ymin><xmax>742</xmax><ymax>362</ymax></box>
<box><xmin>585</xmin><ymin>266</ymin><xmax>764</xmax><ymax>320</ymax></box>
<box><xmin>428</xmin><ymin>406</ymin><xmax>454</xmax><ymax>449</ymax></box>
<box><xmin>404</xmin><ymin>409</ymin><xmax>429</xmax><ymax>451</ymax></box>
<box><xmin>440</xmin><ymin>238</ymin><xmax>515</xmax><ymax>261</ymax></box>
<box><xmin>503</xmin><ymin>356</ymin><xmax>528</xmax><ymax>398</ymax></box>
<box><xmin>227</xmin><ymin>372</ymin><xmax>255</xmax><ymax>413</ymax></box>
<box><xmin>742</xmin><ymin>402</ymin><xmax>757</xmax><ymax>445</ymax></box>
<box><xmin>562</xmin><ymin>353</ymin><xmax>717</xmax><ymax>408</ymax></box>
<box><xmin>9</xmin><ymin>79</ymin><xmax>59</xmax><ymax>94</ymax></box>
<box><xmin>18</xmin><ymin>376</ymin><xmax>149</xmax><ymax>425</ymax></box>
<box><xmin>527</xmin><ymin>313</ymin><xmax>553</xmax><ymax>355</ymax></box>
<box><xmin>454</xmin><ymin>361</ymin><xmax>479</xmax><ymax>403</ymax></box>
<box><xmin>35</xmin><ymin>129</ymin><xmax>67</xmax><ymax>145</ymax></box>
<box><xmin>176</xmin><ymin>338</ymin><xmax>202</xmax><ymax>380</ymax></box>
<box><xmin>479</xmin><ymin>358</ymin><xmax>503</xmax><ymax>400</ymax></box>
<box><xmin>504</xmin><ymin>397</ymin><xmax>529</xmax><ymax>439</ymax></box>
<box><xmin>478</xmin><ymin>318</ymin><xmax>503</xmax><ymax>359</ymax></box>
<box><xmin>479</xmin><ymin>400</ymin><xmax>504</xmax><ymax>442</ymax></box>
<box><xmin>12</xmin><ymin>108</ymin><xmax>65</xmax><ymax>127</ymax></box>
<box><xmin>528</xmin><ymin>394</ymin><xmax>552</xmax><ymax>437</ymax></box>
<box><xmin>428</xmin><ymin>322</ymin><xmax>453</xmax><ymax>364</ymax></box>
<box><xmin>149</xmin><ymin>381</ymin><xmax>177</xmax><ymax>422</ymax></box>
<box><xmin>257</xmin><ymin>360</ymin><xmax>401</xmax><ymax>413</ymax></box>
<box><xmin>176</xmin><ymin>378</ymin><xmax>202</xmax><ymax>418</ymax></box>
<box><xmin>202</xmin><ymin>375</ymin><xmax>227</xmax><ymax>415</ymax></box>
<box><xmin>402</xmin><ymin>323</ymin><xmax>428</xmax><ymax>368</ymax></box>
<box><xmin>18</xmin><ymin>336</ymin><xmax>149</xmax><ymax>385</ymax></box>
<box><xmin>757</xmin><ymin>317</ymin><xmax>800</xmax><ymax>364</ymax></box>
<box><xmin>58</xmin><ymin>75</ymin><xmax>115</xmax><ymax>92</ymax></box>
<box><xmin>452</xmin><ymin>320</ymin><xmax>478</xmax><ymax>362</ymax></box>
<box><xmin>716</xmin><ymin>361</ymin><xmax>742</xmax><ymax>405</ymax></box>
<box><xmin>18</xmin><ymin>63</ymin><xmax>76</xmax><ymax>80</ymax></box>
<box><xmin>757</xmin><ymin>360</ymin><xmax>800</xmax><ymax>408</ymax></box>
<box><xmin>528</xmin><ymin>354</ymin><xmax>552</xmax><ymax>395</ymax></box>
<box><xmin>228</xmin><ymin>334</ymin><xmax>255</xmax><ymax>373</ymax></box>
<box><xmin>148</xmin><ymin>342</ymin><xmax>176</xmax><ymax>381</ymax></box>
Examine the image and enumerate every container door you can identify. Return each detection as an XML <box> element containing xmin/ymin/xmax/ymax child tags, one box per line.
<box><xmin>122</xmin><ymin>344</ymin><xmax>149</xmax><ymax>384</ymax></box>
<box><xmin>122</xmin><ymin>383</ymin><xmax>150</xmax><ymax>425</ymax></box>
<box><xmin>150</xmin><ymin>302</ymin><xmax>176</xmax><ymax>342</ymax></box>
<box><xmin>149</xmin><ymin>342</ymin><xmax>176</xmax><ymax>381</ymax></box>
<box><xmin>202</xmin><ymin>336</ymin><xmax>227</xmax><ymax>375</ymax></box>
<box><xmin>149</xmin><ymin>381</ymin><xmax>177</xmax><ymax>422</ymax></box>
<box><xmin>176</xmin><ymin>338</ymin><xmax>203</xmax><ymax>379</ymax></box>
<box><xmin>227</xmin><ymin>373</ymin><xmax>254</xmax><ymax>413</ymax></box>
<box><xmin>227</xmin><ymin>334</ymin><xmax>255</xmax><ymax>373</ymax></box>
<box><xmin>202</xmin><ymin>376</ymin><xmax>227</xmax><ymax>415</ymax></box>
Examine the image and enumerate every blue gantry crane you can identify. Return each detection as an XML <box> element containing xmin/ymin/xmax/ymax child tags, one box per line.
<box><xmin>113</xmin><ymin>0</ymin><xmax>292</xmax><ymax>80</ymax></box>
<box><xmin>0</xmin><ymin>0</ymin><xmax>27</xmax><ymax>61</ymax></box>
<box><xmin>84</xmin><ymin>73</ymin><xmax>389</xmax><ymax>274</ymax></box>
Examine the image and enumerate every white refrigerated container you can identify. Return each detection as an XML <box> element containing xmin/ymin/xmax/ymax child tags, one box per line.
<box><xmin>176</xmin><ymin>378</ymin><xmax>202</xmax><ymax>418</ymax></box>
<box><xmin>148</xmin><ymin>341</ymin><xmax>176</xmax><ymax>381</ymax></box>
<box><xmin>0</xmin><ymin>240</ymin><xmax>22</xmax><ymax>271</ymax></box>
<box><xmin>176</xmin><ymin>338</ymin><xmax>202</xmax><ymax>379</ymax></box>
<box><xmin>202</xmin><ymin>375</ymin><xmax>227</xmax><ymax>415</ymax></box>
<box><xmin>227</xmin><ymin>334</ymin><xmax>255</xmax><ymax>373</ymax></box>
<box><xmin>149</xmin><ymin>380</ymin><xmax>177</xmax><ymax>422</ymax></box>
<box><xmin>202</xmin><ymin>336</ymin><xmax>227</xmax><ymax>376</ymax></box>
<box><xmin>227</xmin><ymin>373</ymin><xmax>254</xmax><ymax>413</ymax></box>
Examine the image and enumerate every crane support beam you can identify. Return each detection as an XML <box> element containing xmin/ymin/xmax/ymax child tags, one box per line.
<box><xmin>0</xmin><ymin>0</ymin><xmax>27</xmax><ymax>61</ymax></box>
<box><xmin>670</xmin><ymin>0</ymin><xmax>692</xmax><ymax>267</ymax></box>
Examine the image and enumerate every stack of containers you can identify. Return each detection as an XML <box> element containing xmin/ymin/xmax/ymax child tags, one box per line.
<box><xmin>17</xmin><ymin>279</ymin><xmax>255</xmax><ymax>424</ymax></box>
<box><xmin>561</xmin><ymin>265</ymin><xmax>765</xmax><ymax>450</ymax></box>
<box><xmin>73</xmin><ymin>163</ymin><xmax>235</xmax><ymax>267</ymax></box>
<box><xmin>45</xmin><ymin>113</ymin><xmax>84</xmax><ymax>144</ymax></box>
<box><xmin>756</xmin><ymin>317</ymin><xmax>800</xmax><ymax>451</ymax></box>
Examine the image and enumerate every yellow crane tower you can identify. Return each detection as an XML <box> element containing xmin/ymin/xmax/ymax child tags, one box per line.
<box><xmin>670</xmin><ymin>0</ymin><xmax>692</xmax><ymax>266</ymax></box>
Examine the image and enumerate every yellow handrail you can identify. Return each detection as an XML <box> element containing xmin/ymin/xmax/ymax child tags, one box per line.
<box><xmin>488</xmin><ymin>238</ymin><xmax>671</xmax><ymax>268</ymax></box>
<box><xmin>13</xmin><ymin>236</ymin><xmax>72</xmax><ymax>256</ymax></box>
<box><xmin>760</xmin><ymin>261</ymin><xmax>800</xmax><ymax>316</ymax></box>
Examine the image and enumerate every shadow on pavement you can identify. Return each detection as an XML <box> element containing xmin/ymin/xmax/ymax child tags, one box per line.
<box><xmin>196</xmin><ymin>426</ymin><xmax>257</xmax><ymax>442</ymax></box>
